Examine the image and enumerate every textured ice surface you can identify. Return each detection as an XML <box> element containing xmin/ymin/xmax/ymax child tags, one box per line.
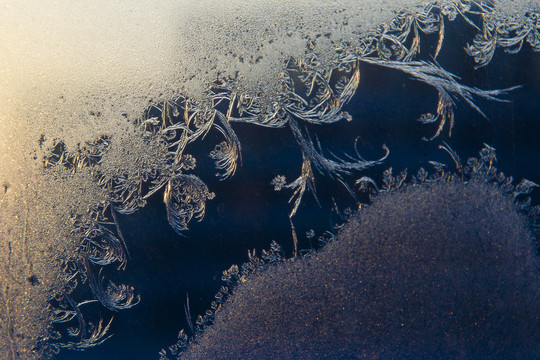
<box><xmin>172</xmin><ymin>158</ymin><xmax>540</xmax><ymax>359</ymax></box>
<box><xmin>1</xmin><ymin>0</ymin><xmax>539</xmax><ymax>358</ymax></box>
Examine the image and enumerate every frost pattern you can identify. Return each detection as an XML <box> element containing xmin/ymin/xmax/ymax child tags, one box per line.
<box><xmin>159</xmin><ymin>241</ymin><xmax>287</xmax><ymax>359</ymax></box>
<box><xmin>357</xmin><ymin>142</ymin><xmax>540</xmax><ymax>223</ymax></box>
<box><xmin>164</xmin><ymin>174</ymin><xmax>215</xmax><ymax>235</ymax></box>
<box><xmin>50</xmin><ymin>295</ymin><xmax>113</xmax><ymax>351</ymax></box>
<box><xmin>36</xmin><ymin>0</ymin><xmax>539</xmax><ymax>355</ymax></box>
<box><xmin>466</xmin><ymin>9</ymin><xmax>540</xmax><ymax>68</ymax></box>
<box><xmin>45</xmin><ymin>201</ymin><xmax>140</xmax><ymax>352</ymax></box>
<box><xmin>160</xmin><ymin>142</ymin><xmax>540</xmax><ymax>360</ymax></box>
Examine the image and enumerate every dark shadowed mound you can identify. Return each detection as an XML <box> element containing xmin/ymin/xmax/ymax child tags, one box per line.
<box><xmin>178</xmin><ymin>179</ymin><xmax>540</xmax><ymax>360</ymax></box>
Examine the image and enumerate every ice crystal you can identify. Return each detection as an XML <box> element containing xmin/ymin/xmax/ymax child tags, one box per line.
<box><xmin>164</xmin><ymin>174</ymin><xmax>215</xmax><ymax>235</ymax></box>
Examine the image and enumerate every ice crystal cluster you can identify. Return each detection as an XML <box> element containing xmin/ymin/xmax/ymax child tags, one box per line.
<box><xmin>0</xmin><ymin>0</ymin><xmax>539</xmax><ymax>358</ymax></box>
